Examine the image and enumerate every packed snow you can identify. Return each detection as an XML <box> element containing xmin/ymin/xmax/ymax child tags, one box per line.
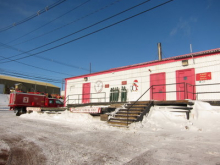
<box><xmin>1</xmin><ymin>100</ymin><xmax>220</xmax><ymax>164</ymax></box>
<box><xmin>20</xmin><ymin>100</ymin><xmax>220</xmax><ymax>133</ymax></box>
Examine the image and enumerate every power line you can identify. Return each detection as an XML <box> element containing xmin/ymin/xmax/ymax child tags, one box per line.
<box><xmin>0</xmin><ymin>52</ymin><xmax>73</xmax><ymax>76</ymax></box>
<box><xmin>1</xmin><ymin>0</ymin><xmax>91</xmax><ymax>45</ymax></box>
<box><xmin>0</xmin><ymin>68</ymin><xmax>64</xmax><ymax>83</ymax></box>
<box><xmin>0</xmin><ymin>66</ymin><xmax>66</xmax><ymax>80</ymax></box>
<box><xmin>0</xmin><ymin>0</ymin><xmax>67</xmax><ymax>33</ymax></box>
<box><xmin>7</xmin><ymin>0</ymin><xmax>122</xmax><ymax>48</ymax></box>
<box><xmin>0</xmin><ymin>0</ymin><xmax>152</xmax><ymax>62</ymax></box>
<box><xmin>0</xmin><ymin>0</ymin><xmax>174</xmax><ymax>64</ymax></box>
<box><xmin>0</xmin><ymin>42</ymin><xmax>92</xmax><ymax>72</ymax></box>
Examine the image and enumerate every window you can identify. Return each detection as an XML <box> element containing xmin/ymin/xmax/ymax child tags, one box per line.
<box><xmin>56</xmin><ymin>100</ymin><xmax>63</xmax><ymax>105</ymax></box>
<box><xmin>49</xmin><ymin>100</ymin><xmax>54</xmax><ymax>104</ymax></box>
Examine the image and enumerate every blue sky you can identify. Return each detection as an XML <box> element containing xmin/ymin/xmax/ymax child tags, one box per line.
<box><xmin>0</xmin><ymin>0</ymin><xmax>219</xmax><ymax>89</ymax></box>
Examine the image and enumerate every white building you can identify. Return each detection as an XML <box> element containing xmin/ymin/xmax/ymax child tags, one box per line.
<box><xmin>65</xmin><ymin>48</ymin><xmax>220</xmax><ymax>105</ymax></box>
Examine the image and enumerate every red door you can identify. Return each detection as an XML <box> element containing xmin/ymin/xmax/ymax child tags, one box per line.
<box><xmin>150</xmin><ymin>72</ymin><xmax>166</xmax><ymax>100</ymax></box>
<box><xmin>176</xmin><ymin>68</ymin><xmax>195</xmax><ymax>100</ymax></box>
<box><xmin>82</xmin><ymin>83</ymin><xmax>91</xmax><ymax>103</ymax></box>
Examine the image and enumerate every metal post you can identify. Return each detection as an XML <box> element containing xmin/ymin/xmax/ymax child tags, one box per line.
<box><xmin>184</xmin><ymin>82</ymin><xmax>186</xmax><ymax>100</ymax></box>
<box><xmin>186</xmin><ymin>83</ymin><xmax>188</xmax><ymax>99</ymax></box>
<box><xmin>152</xmin><ymin>85</ymin><xmax>154</xmax><ymax>100</ymax></box>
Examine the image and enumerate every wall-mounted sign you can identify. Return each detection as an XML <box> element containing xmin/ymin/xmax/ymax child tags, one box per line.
<box><xmin>94</xmin><ymin>80</ymin><xmax>103</xmax><ymax>93</ymax></box>
<box><xmin>70</xmin><ymin>107</ymin><xmax>101</xmax><ymax>113</ymax></box>
<box><xmin>196</xmin><ymin>72</ymin><xmax>211</xmax><ymax>81</ymax></box>
<box><xmin>105</xmin><ymin>84</ymin><xmax>109</xmax><ymax>88</ymax></box>
<box><xmin>122</xmin><ymin>81</ymin><xmax>127</xmax><ymax>85</ymax></box>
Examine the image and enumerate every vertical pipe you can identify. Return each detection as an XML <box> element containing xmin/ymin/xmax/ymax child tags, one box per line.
<box><xmin>157</xmin><ymin>43</ymin><xmax>162</xmax><ymax>61</ymax></box>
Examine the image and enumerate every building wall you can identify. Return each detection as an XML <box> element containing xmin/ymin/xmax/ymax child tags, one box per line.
<box><xmin>0</xmin><ymin>79</ymin><xmax>60</xmax><ymax>95</ymax></box>
<box><xmin>65</xmin><ymin>53</ymin><xmax>220</xmax><ymax>104</ymax></box>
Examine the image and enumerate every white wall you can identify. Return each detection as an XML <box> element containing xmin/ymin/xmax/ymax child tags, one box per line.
<box><xmin>66</xmin><ymin>53</ymin><xmax>220</xmax><ymax>103</ymax></box>
<box><xmin>0</xmin><ymin>84</ymin><xmax>4</xmax><ymax>94</ymax></box>
<box><xmin>0</xmin><ymin>94</ymin><xmax>10</xmax><ymax>110</ymax></box>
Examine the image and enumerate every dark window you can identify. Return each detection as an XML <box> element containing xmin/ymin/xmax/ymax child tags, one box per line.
<box><xmin>49</xmin><ymin>100</ymin><xmax>54</xmax><ymax>104</ymax></box>
<box><xmin>56</xmin><ymin>100</ymin><xmax>63</xmax><ymax>104</ymax></box>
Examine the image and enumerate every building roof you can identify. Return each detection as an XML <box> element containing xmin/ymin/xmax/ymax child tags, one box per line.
<box><xmin>0</xmin><ymin>74</ymin><xmax>59</xmax><ymax>88</ymax></box>
<box><xmin>66</xmin><ymin>48</ymin><xmax>220</xmax><ymax>81</ymax></box>
<box><xmin>110</xmin><ymin>48</ymin><xmax>220</xmax><ymax>70</ymax></box>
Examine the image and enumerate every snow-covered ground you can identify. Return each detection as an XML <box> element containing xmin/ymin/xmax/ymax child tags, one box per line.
<box><xmin>0</xmin><ymin>94</ymin><xmax>9</xmax><ymax>110</ymax></box>
<box><xmin>1</xmin><ymin>101</ymin><xmax>220</xmax><ymax>164</ymax></box>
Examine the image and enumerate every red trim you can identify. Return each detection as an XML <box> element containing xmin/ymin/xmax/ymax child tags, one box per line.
<box><xmin>65</xmin><ymin>49</ymin><xmax>220</xmax><ymax>81</ymax></box>
<box><xmin>64</xmin><ymin>79</ymin><xmax>67</xmax><ymax>106</ymax></box>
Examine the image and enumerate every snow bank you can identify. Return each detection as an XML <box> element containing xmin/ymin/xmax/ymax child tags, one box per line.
<box><xmin>21</xmin><ymin>101</ymin><xmax>220</xmax><ymax>133</ymax></box>
<box><xmin>130</xmin><ymin>101</ymin><xmax>220</xmax><ymax>132</ymax></box>
<box><xmin>21</xmin><ymin>110</ymin><xmax>113</xmax><ymax>130</ymax></box>
<box><xmin>130</xmin><ymin>106</ymin><xmax>189</xmax><ymax>131</ymax></box>
<box><xmin>189</xmin><ymin>101</ymin><xmax>220</xmax><ymax>132</ymax></box>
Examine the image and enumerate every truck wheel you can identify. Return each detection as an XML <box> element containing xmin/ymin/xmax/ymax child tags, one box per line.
<box><xmin>22</xmin><ymin>107</ymin><xmax>27</xmax><ymax>114</ymax></box>
<box><xmin>16</xmin><ymin>110</ymin><xmax>21</xmax><ymax>116</ymax></box>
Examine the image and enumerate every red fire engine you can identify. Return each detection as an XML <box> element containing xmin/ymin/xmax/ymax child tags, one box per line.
<box><xmin>9</xmin><ymin>92</ymin><xmax>64</xmax><ymax>116</ymax></box>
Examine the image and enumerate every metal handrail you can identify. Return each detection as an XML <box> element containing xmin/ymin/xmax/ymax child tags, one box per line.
<box><xmin>65</xmin><ymin>92</ymin><xmax>106</xmax><ymax>105</ymax></box>
<box><xmin>186</xmin><ymin>83</ymin><xmax>220</xmax><ymax>100</ymax></box>
<box><xmin>126</xmin><ymin>82</ymin><xmax>194</xmax><ymax>126</ymax></box>
<box><xmin>126</xmin><ymin>86</ymin><xmax>153</xmax><ymax>125</ymax></box>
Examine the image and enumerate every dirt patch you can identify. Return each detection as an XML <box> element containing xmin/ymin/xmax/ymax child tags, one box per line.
<box><xmin>1</xmin><ymin>137</ymin><xmax>46</xmax><ymax>165</ymax></box>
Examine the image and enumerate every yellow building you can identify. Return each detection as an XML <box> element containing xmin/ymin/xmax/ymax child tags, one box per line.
<box><xmin>0</xmin><ymin>75</ymin><xmax>60</xmax><ymax>95</ymax></box>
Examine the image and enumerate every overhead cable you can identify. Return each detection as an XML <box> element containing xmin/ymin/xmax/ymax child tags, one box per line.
<box><xmin>1</xmin><ymin>0</ymin><xmax>152</xmax><ymax>62</ymax></box>
<box><xmin>1</xmin><ymin>0</ymin><xmax>91</xmax><ymax>45</ymax></box>
<box><xmin>0</xmin><ymin>0</ymin><xmax>174</xmax><ymax>63</ymax></box>
<box><xmin>0</xmin><ymin>68</ymin><xmax>64</xmax><ymax>83</ymax></box>
<box><xmin>0</xmin><ymin>42</ymin><xmax>92</xmax><ymax>72</ymax></box>
<box><xmin>0</xmin><ymin>0</ymin><xmax>67</xmax><ymax>33</ymax></box>
<box><xmin>0</xmin><ymin>53</ymin><xmax>73</xmax><ymax>76</ymax></box>
<box><xmin>7</xmin><ymin>0</ymin><xmax>122</xmax><ymax>47</ymax></box>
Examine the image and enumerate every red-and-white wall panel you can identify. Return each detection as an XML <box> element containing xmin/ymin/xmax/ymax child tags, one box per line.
<box><xmin>65</xmin><ymin>53</ymin><xmax>220</xmax><ymax>103</ymax></box>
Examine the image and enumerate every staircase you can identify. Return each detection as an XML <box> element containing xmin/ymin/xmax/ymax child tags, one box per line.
<box><xmin>108</xmin><ymin>101</ymin><xmax>153</xmax><ymax>127</ymax></box>
<box><xmin>107</xmin><ymin>100</ymin><xmax>194</xmax><ymax>127</ymax></box>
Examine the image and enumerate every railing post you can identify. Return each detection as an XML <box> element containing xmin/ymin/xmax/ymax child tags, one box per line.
<box><xmin>152</xmin><ymin>85</ymin><xmax>153</xmax><ymax>100</ymax></box>
<box><xmin>186</xmin><ymin>83</ymin><xmax>188</xmax><ymax>99</ymax></box>
<box><xmin>184</xmin><ymin>82</ymin><xmax>186</xmax><ymax>99</ymax></box>
<box><xmin>193</xmin><ymin>84</ymin><xmax>195</xmax><ymax>100</ymax></box>
<box><xmin>78</xmin><ymin>95</ymin><xmax>80</xmax><ymax>104</ymax></box>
